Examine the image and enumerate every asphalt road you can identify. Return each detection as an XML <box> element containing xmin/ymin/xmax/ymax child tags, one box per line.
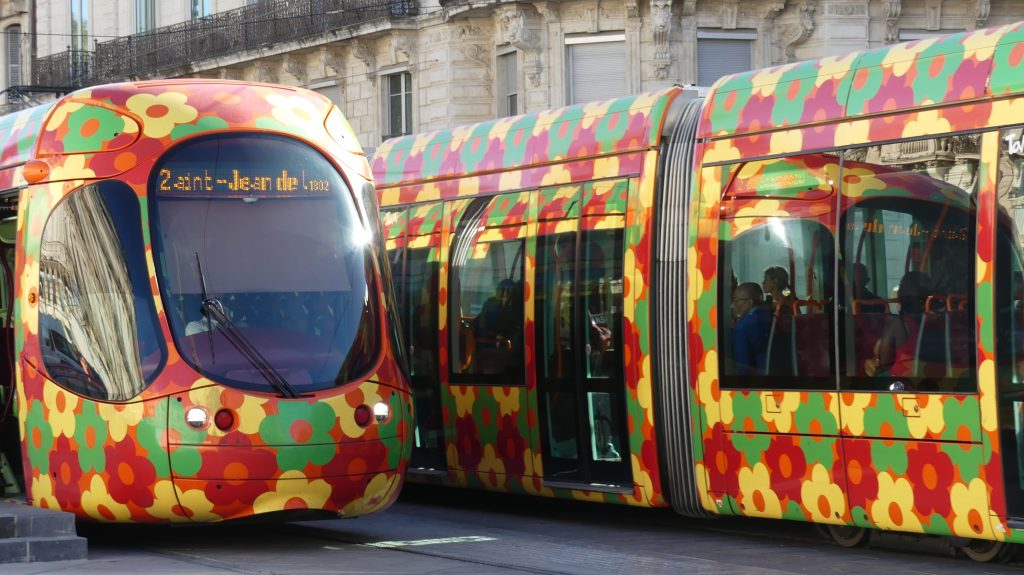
<box><xmin>7</xmin><ymin>483</ymin><xmax>1024</xmax><ymax>574</ymax></box>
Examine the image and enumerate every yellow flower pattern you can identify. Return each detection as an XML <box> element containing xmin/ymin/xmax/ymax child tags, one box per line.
<box><xmin>870</xmin><ymin>473</ymin><xmax>922</xmax><ymax>533</ymax></box>
<box><xmin>125</xmin><ymin>92</ymin><xmax>198</xmax><ymax>139</ymax></box>
<box><xmin>738</xmin><ymin>463</ymin><xmax>782</xmax><ymax>518</ymax></box>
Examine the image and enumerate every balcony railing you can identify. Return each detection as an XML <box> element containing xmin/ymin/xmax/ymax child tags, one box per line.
<box><xmin>33</xmin><ymin>49</ymin><xmax>93</xmax><ymax>88</ymax></box>
<box><xmin>34</xmin><ymin>0</ymin><xmax>418</xmax><ymax>88</ymax></box>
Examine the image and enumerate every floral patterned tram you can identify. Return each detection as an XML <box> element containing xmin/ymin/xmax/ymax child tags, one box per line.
<box><xmin>373</xmin><ymin>23</ymin><xmax>1024</xmax><ymax>561</ymax></box>
<box><xmin>0</xmin><ymin>80</ymin><xmax>411</xmax><ymax>522</ymax></box>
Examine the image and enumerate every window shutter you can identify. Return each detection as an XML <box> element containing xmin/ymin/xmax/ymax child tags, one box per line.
<box><xmin>568</xmin><ymin>41</ymin><xmax>626</xmax><ymax>104</ymax></box>
<box><xmin>6</xmin><ymin>27</ymin><xmax>20</xmax><ymax>87</ymax></box>
<box><xmin>697</xmin><ymin>38</ymin><xmax>752</xmax><ymax>87</ymax></box>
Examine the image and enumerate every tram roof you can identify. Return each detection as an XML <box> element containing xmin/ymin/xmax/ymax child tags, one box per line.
<box><xmin>0</xmin><ymin>80</ymin><xmax>358</xmax><ymax>190</ymax></box>
<box><xmin>371</xmin><ymin>86</ymin><xmax>683</xmax><ymax>188</ymax></box>
<box><xmin>700</xmin><ymin>22</ymin><xmax>1024</xmax><ymax>139</ymax></box>
<box><xmin>0</xmin><ymin>101</ymin><xmax>55</xmax><ymax>172</ymax></box>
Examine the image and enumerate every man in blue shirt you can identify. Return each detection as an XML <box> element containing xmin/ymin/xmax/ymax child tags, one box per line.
<box><xmin>731</xmin><ymin>282</ymin><xmax>773</xmax><ymax>375</ymax></box>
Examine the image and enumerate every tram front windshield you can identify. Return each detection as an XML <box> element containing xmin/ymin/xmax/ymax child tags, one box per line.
<box><xmin>150</xmin><ymin>133</ymin><xmax>378</xmax><ymax>394</ymax></box>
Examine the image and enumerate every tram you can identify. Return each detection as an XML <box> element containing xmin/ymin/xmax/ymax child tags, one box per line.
<box><xmin>372</xmin><ymin>23</ymin><xmax>1024</xmax><ymax>560</ymax></box>
<box><xmin>0</xmin><ymin>80</ymin><xmax>411</xmax><ymax>522</ymax></box>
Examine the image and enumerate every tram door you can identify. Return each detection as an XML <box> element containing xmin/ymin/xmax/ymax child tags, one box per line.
<box><xmin>714</xmin><ymin>156</ymin><xmax>842</xmax><ymax>521</ymax></box>
<box><xmin>384</xmin><ymin>205</ymin><xmax>446</xmax><ymax>470</ymax></box>
<box><xmin>837</xmin><ymin>139</ymin><xmax>983</xmax><ymax>534</ymax></box>
<box><xmin>534</xmin><ymin>181</ymin><xmax>632</xmax><ymax>487</ymax></box>
<box><xmin>995</xmin><ymin>126</ymin><xmax>1024</xmax><ymax>519</ymax></box>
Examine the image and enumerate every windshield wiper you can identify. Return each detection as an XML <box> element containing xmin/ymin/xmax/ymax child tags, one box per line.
<box><xmin>195</xmin><ymin>253</ymin><xmax>299</xmax><ymax>399</ymax></box>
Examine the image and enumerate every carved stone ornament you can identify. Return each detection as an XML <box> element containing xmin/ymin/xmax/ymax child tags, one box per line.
<box><xmin>499</xmin><ymin>6</ymin><xmax>543</xmax><ymax>87</ymax></box>
<box><xmin>284</xmin><ymin>54</ymin><xmax>308</xmax><ymax>85</ymax></box>
<box><xmin>533</xmin><ymin>1</ymin><xmax>559</xmax><ymax>23</ymax></box>
<box><xmin>462</xmin><ymin>44</ymin><xmax>492</xmax><ymax>88</ymax></box>
<box><xmin>885</xmin><ymin>0</ymin><xmax>902</xmax><ymax>43</ymax></box>
<box><xmin>925</xmin><ymin>0</ymin><xmax>943</xmax><ymax>31</ymax></box>
<box><xmin>975</xmin><ymin>0</ymin><xmax>990</xmax><ymax>30</ymax></box>
<box><xmin>625</xmin><ymin>0</ymin><xmax>639</xmax><ymax>19</ymax></box>
<box><xmin>650</xmin><ymin>0</ymin><xmax>673</xmax><ymax>79</ymax></box>
<box><xmin>320</xmin><ymin>46</ymin><xmax>345</xmax><ymax>77</ymax></box>
<box><xmin>319</xmin><ymin>47</ymin><xmax>346</xmax><ymax>95</ymax></box>
<box><xmin>352</xmin><ymin>39</ymin><xmax>377</xmax><ymax>83</ymax></box>
<box><xmin>255</xmin><ymin>61</ymin><xmax>278</xmax><ymax>84</ymax></box>
<box><xmin>500</xmin><ymin>7</ymin><xmax>542</xmax><ymax>51</ymax></box>
<box><xmin>785</xmin><ymin>0</ymin><xmax>816</xmax><ymax>62</ymax></box>
<box><xmin>393</xmin><ymin>32</ymin><xmax>417</xmax><ymax>63</ymax></box>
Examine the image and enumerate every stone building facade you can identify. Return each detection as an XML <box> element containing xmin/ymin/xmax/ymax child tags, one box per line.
<box><xmin>12</xmin><ymin>1</ymin><xmax>1024</xmax><ymax>150</ymax></box>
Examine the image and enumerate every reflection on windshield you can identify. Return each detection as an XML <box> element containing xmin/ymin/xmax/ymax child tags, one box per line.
<box><xmin>39</xmin><ymin>182</ymin><xmax>164</xmax><ymax>401</ymax></box>
<box><xmin>151</xmin><ymin>133</ymin><xmax>379</xmax><ymax>393</ymax></box>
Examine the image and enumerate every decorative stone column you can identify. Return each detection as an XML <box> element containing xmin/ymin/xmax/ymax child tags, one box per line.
<box><xmin>974</xmin><ymin>0</ymin><xmax>990</xmax><ymax>30</ymax></box>
<box><xmin>884</xmin><ymin>0</ymin><xmax>901</xmax><ymax>43</ymax></box>
<box><xmin>650</xmin><ymin>0</ymin><xmax>673</xmax><ymax>80</ymax></box>
<box><xmin>784</xmin><ymin>0</ymin><xmax>816</xmax><ymax>62</ymax></box>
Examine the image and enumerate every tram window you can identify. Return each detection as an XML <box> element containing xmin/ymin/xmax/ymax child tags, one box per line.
<box><xmin>449</xmin><ymin>197</ymin><xmax>525</xmax><ymax>385</ymax></box>
<box><xmin>38</xmin><ymin>182</ymin><xmax>165</xmax><ymax>401</ymax></box>
<box><xmin>839</xmin><ymin>139</ymin><xmax>979</xmax><ymax>393</ymax></box>
<box><xmin>151</xmin><ymin>133</ymin><xmax>379</xmax><ymax>394</ymax></box>
<box><xmin>719</xmin><ymin>216</ymin><xmax>835</xmax><ymax>390</ymax></box>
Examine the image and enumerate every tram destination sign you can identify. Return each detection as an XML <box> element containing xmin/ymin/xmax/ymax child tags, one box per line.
<box><xmin>158</xmin><ymin>167</ymin><xmax>332</xmax><ymax>196</ymax></box>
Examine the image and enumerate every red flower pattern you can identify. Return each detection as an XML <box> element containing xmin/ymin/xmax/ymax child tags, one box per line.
<box><xmin>104</xmin><ymin>436</ymin><xmax>157</xmax><ymax>508</ymax></box>
<box><xmin>906</xmin><ymin>442</ymin><xmax>953</xmax><ymax>517</ymax></box>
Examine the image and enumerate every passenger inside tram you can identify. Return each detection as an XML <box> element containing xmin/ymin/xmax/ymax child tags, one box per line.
<box><xmin>762</xmin><ymin>266</ymin><xmax>795</xmax><ymax>312</ymax></box>
<box><xmin>851</xmin><ymin>263</ymin><xmax>887</xmax><ymax>314</ymax></box>
<box><xmin>863</xmin><ymin>271</ymin><xmax>931</xmax><ymax>378</ymax></box>
<box><xmin>473</xmin><ymin>278</ymin><xmax>522</xmax><ymax>373</ymax></box>
<box><xmin>730</xmin><ymin>282</ymin><xmax>773</xmax><ymax>375</ymax></box>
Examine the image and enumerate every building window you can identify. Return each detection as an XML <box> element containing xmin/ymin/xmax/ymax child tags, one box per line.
<box><xmin>497</xmin><ymin>48</ymin><xmax>518</xmax><ymax>117</ymax></box>
<box><xmin>191</xmin><ymin>0</ymin><xmax>212</xmax><ymax>19</ymax></box>
<box><xmin>5</xmin><ymin>26</ymin><xmax>20</xmax><ymax>88</ymax></box>
<box><xmin>566</xmin><ymin>34</ymin><xmax>626</xmax><ymax>105</ymax></box>
<box><xmin>70</xmin><ymin>0</ymin><xmax>89</xmax><ymax>49</ymax></box>
<box><xmin>384</xmin><ymin>71</ymin><xmax>412</xmax><ymax>140</ymax></box>
<box><xmin>134</xmin><ymin>0</ymin><xmax>154</xmax><ymax>32</ymax></box>
<box><xmin>696</xmin><ymin>29</ymin><xmax>756</xmax><ymax>87</ymax></box>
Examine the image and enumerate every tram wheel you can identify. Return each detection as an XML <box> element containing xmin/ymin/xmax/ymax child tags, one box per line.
<box><xmin>825</xmin><ymin>525</ymin><xmax>871</xmax><ymax>548</ymax></box>
<box><xmin>962</xmin><ymin>540</ymin><xmax>1015</xmax><ymax>563</ymax></box>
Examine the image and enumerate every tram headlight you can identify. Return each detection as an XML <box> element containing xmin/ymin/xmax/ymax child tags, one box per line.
<box><xmin>372</xmin><ymin>402</ymin><xmax>390</xmax><ymax>423</ymax></box>
<box><xmin>185</xmin><ymin>407</ymin><xmax>209</xmax><ymax>429</ymax></box>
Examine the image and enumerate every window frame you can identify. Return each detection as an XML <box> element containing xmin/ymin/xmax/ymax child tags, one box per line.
<box><xmin>707</xmin><ymin>130</ymin><xmax>986</xmax><ymax>394</ymax></box>
<box><xmin>695</xmin><ymin>28</ymin><xmax>756</xmax><ymax>88</ymax></box>
<box><xmin>496</xmin><ymin>46</ymin><xmax>518</xmax><ymax>118</ymax></box>
<box><xmin>447</xmin><ymin>195</ymin><xmax>526</xmax><ymax>387</ymax></box>
<box><xmin>135</xmin><ymin>0</ymin><xmax>155</xmax><ymax>32</ymax></box>
<box><xmin>5</xmin><ymin>25</ymin><xmax>20</xmax><ymax>89</ymax></box>
<box><xmin>382</xmin><ymin>70</ymin><xmax>413</xmax><ymax>141</ymax></box>
<box><xmin>564</xmin><ymin>32</ymin><xmax>626</xmax><ymax>105</ymax></box>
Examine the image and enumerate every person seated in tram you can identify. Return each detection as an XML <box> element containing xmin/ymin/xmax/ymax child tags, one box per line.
<box><xmin>762</xmin><ymin>266</ymin><xmax>795</xmax><ymax>313</ymax></box>
<box><xmin>731</xmin><ymin>282</ymin><xmax>773</xmax><ymax>375</ymax></box>
<box><xmin>474</xmin><ymin>279</ymin><xmax>521</xmax><ymax>374</ymax></box>
<box><xmin>864</xmin><ymin>271</ymin><xmax>932</xmax><ymax>377</ymax></box>
<box><xmin>852</xmin><ymin>262</ymin><xmax>887</xmax><ymax>314</ymax></box>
